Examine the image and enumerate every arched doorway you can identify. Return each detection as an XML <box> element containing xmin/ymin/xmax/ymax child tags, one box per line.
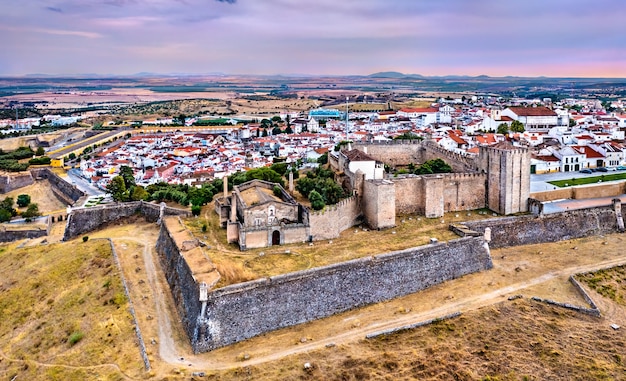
<box><xmin>272</xmin><ymin>230</ymin><xmax>281</xmax><ymax>246</ymax></box>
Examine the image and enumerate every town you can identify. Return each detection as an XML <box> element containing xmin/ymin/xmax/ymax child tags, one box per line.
<box><xmin>3</xmin><ymin>94</ymin><xmax>626</xmax><ymax>192</ymax></box>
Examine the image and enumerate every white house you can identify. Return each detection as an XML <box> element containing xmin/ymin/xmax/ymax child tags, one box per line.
<box><xmin>502</xmin><ymin>106</ymin><xmax>558</xmax><ymax>132</ymax></box>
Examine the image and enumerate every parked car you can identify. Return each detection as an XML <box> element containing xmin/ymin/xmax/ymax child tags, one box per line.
<box><xmin>617</xmin><ymin>166</ymin><xmax>626</xmax><ymax>170</ymax></box>
<box><xmin>607</xmin><ymin>167</ymin><xmax>617</xmax><ymax>171</ymax></box>
<box><xmin>579</xmin><ymin>169</ymin><xmax>593</xmax><ymax>174</ymax></box>
<box><xmin>596</xmin><ymin>167</ymin><xmax>608</xmax><ymax>172</ymax></box>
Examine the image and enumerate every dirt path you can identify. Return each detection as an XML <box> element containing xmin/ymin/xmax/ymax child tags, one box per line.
<box><xmin>167</xmin><ymin>255</ymin><xmax>626</xmax><ymax>370</ymax></box>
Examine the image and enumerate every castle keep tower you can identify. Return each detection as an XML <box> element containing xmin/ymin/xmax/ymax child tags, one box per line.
<box><xmin>479</xmin><ymin>142</ymin><xmax>530</xmax><ymax>215</ymax></box>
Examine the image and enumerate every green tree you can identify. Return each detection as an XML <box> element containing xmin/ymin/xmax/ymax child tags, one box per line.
<box><xmin>317</xmin><ymin>153</ymin><xmax>328</xmax><ymax>165</ymax></box>
<box><xmin>35</xmin><ymin>146</ymin><xmax>45</xmax><ymax>156</ymax></box>
<box><xmin>106</xmin><ymin>176</ymin><xmax>127</xmax><ymax>202</ymax></box>
<box><xmin>68</xmin><ymin>152</ymin><xmax>76</xmax><ymax>160</ymax></box>
<box><xmin>510</xmin><ymin>120</ymin><xmax>525</xmax><ymax>133</ymax></box>
<box><xmin>16</xmin><ymin>194</ymin><xmax>31</xmax><ymax>207</ymax></box>
<box><xmin>496</xmin><ymin>123</ymin><xmax>509</xmax><ymax>135</ymax></box>
<box><xmin>308</xmin><ymin>190</ymin><xmax>325</xmax><ymax>211</ymax></box>
<box><xmin>271</xmin><ymin>115</ymin><xmax>282</xmax><ymax>123</ymax></box>
<box><xmin>270</xmin><ymin>162</ymin><xmax>289</xmax><ymax>176</ymax></box>
<box><xmin>416</xmin><ymin>158</ymin><xmax>452</xmax><ymax>175</ymax></box>
<box><xmin>130</xmin><ymin>185</ymin><xmax>149</xmax><ymax>201</ymax></box>
<box><xmin>119</xmin><ymin>165</ymin><xmax>136</xmax><ymax>189</ymax></box>
<box><xmin>22</xmin><ymin>203</ymin><xmax>40</xmax><ymax>220</ymax></box>
<box><xmin>0</xmin><ymin>209</ymin><xmax>11</xmax><ymax>222</ymax></box>
<box><xmin>272</xmin><ymin>126</ymin><xmax>283</xmax><ymax>135</ymax></box>
<box><xmin>0</xmin><ymin>197</ymin><xmax>16</xmax><ymax>217</ymax></box>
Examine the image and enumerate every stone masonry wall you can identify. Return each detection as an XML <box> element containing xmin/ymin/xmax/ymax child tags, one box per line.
<box><xmin>309</xmin><ymin>196</ymin><xmax>360</xmax><ymax>240</ymax></box>
<box><xmin>462</xmin><ymin>206</ymin><xmax>625</xmax><ymax>248</ymax></box>
<box><xmin>0</xmin><ymin>171</ymin><xmax>34</xmax><ymax>194</ymax></box>
<box><xmin>63</xmin><ymin>201</ymin><xmax>190</xmax><ymax>240</ymax></box>
<box><xmin>31</xmin><ymin>168</ymin><xmax>85</xmax><ymax>202</ymax></box>
<box><xmin>197</xmin><ymin>236</ymin><xmax>492</xmax><ymax>351</ymax></box>
<box><xmin>355</xmin><ymin>141</ymin><xmax>423</xmax><ymax>167</ymax></box>
<box><xmin>155</xmin><ymin>221</ymin><xmax>202</xmax><ymax>348</ymax></box>
<box><xmin>391</xmin><ymin>173</ymin><xmax>487</xmax><ymax>216</ymax></box>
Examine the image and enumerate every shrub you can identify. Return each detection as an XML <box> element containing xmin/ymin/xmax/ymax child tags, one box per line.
<box><xmin>68</xmin><ymin>331</ymin><xmax>84</xmax><ymax>346</ymax></box>
<box><xmin>191</xmin><ymin>205</ymin><xmax>201</xmax><ymax>216</ymax></box>
<box><xmin>201</xmin><ymin>224</ymin><xmax>207</xmax><ymax>233</ymax></box>
<box><xmin>82</xmin><ymin>236</ymin><xmax>89</xmax><ymax>242</ymax></box>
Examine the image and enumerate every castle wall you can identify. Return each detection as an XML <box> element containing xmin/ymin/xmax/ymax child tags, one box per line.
<box><xmin>0</xmin><ymin>171</ymin><xmax>34</xmax><ymax>194</ymax></box>
<box><xmin>392</xmin><ymin>176</ymin><xmax>425</xmax><ymax>214</ymax></box>
<box><xmin>462</xmin><ymin>206</ymin><xmax>624</xmax><ymax>248</ymax></box>
<box><xmin>391</xmin><ymin>173</ymin><xmax>488</xmax><ymax>216</ymax></box>
<box><xmin>155</xmin><ymin>221</ymin><xmax>202</xmax><ymax>348</ymax></box>
<box><xmin>63</xmin><ymin>201</ymin><xmax>190</xmax><ymax>240</ymax></box>
<box><xmin>442</xmin><ymin>173</ymin><xmax>487</xmax><ymax>212</ymax></box>
<box><xmin>309</xmin><ymin>196</ymin><xmax>360</xmax><ymax>240</ymax></box>
<box><xmin>31</xmin><ymin>168</ymin><xmax>85</xmax><ymax>203</ymax></box>
<box><xmin>354</xmin><ymin>141</ymin><xmax>423</xmax><ymax>167</ymax></box>
<box><xmin>423</xmin><ymin>175</ymin><xmax>444</xmax><ymax>218</ymax></box>
<box><xmin>362</xmin><ymin>180</ymin><xmax>395</xmax><ymax>229</ymax></box>
<box><xmin>196</xmin><ymin>236</ymin><xmax>492</xmax><ymax>352</ymax></box>
<box><xmin>421</xmin><ymin>141</ymin><xmax>478</xmax><ymax>172</ymax></box>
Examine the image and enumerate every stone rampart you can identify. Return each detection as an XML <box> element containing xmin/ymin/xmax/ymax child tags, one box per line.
<box><xmin>155</xmin><ymin>220</ymin><xmax>204</xmax><ymax>349</ymax></box>
<box><xmin>391</xmin><ymin>172</ymin><xmax>487</xmax><ymax>215</ymax></box>
<box><xmin>0</xmin><ymin>171</ymin><xmax>34</xmax><ymax>194</ymax></box>
<box><xmin>309</xmin><ymin>195</ymin><xmax>360</xmax><ymax>240</ymax></box>
<box><xmin>421</xmin><ymin>141</ymin><xmax>478</xmax><ymax>172</ymax></box>
<box><xmin>63</xmin><ymin>201</ymin><xmax>190</xmax><ymax>240</ymax></box>
<box><xmin>354</xmin><ymin>141</ymin><xmax>423</xmax><ymax>167</ymax></box>
<box><xmin>196</xmin><ymin>236</ymin><xmax>492</xmax><ymax>351</ymax></box>
<box><xmin>31</xmin><ymin>168</ymin><xmax>85</xmax><ymax>202</ymax></box>
<box><xmin>462</xmin><ymin>206</ymin><xmax>624</xmax><ymax>248</ymax></box>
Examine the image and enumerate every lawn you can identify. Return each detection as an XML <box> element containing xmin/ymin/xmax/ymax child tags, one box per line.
<box><xmin>548</xmin><ymin>172</ymin><xmax>626</xmax><ymax>187</ymax></box>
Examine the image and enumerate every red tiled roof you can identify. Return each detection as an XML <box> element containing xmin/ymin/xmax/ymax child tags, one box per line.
<box><xmin>507</xmin><ymin>106</ymin><xmax>557</xmax><ymax>117</ymax></box>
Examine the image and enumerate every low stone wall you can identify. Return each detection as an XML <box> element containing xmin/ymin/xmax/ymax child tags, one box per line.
<box><xmin>196</xmin><ymin>236</ymin><xmax>492</xmax><ymax>351</ymax></box>
<box><xmin>63</xmin><ymin>201</ymin><xmax>190</xmax><ymax>240</ymax></box>
<box><xmin>462</xmin><ymin>206</ymin><xmax>624</xmax><ymax>248</ymax></box>
<box><xmin>531</xmin><ymin>181</ymin><xmax>626</xmax><ymax>202</ymax></box>
<box><xmin>0</xmin><ymin>218</ymin><xmax>50</xmax><ymax>242</ymax></box>
<box><xmin>0</xmin><ymin>171</ymin><xmax>34</xmax><ymax>194</ymax></box>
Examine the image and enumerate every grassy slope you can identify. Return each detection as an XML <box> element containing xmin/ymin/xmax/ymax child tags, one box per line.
<box><xmin>0</xmin><ymin>239</ymin><xmax>144</xmax><ymax>380</ymax></box>
<box><xmin>211</xmin><ymin>298</ymin><xmax>626</xmax><ymax>381</ymax></box>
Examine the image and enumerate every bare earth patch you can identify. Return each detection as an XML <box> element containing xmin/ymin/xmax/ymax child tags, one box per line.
<box><xmin>3</xmin><ymin>179</ymin><xmax>69</xmax><ymax>215</ymax></box>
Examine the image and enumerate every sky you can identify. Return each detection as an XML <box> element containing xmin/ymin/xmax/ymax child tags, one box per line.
<box><xmin>1</xmin><ymin>0</ymin><xmax>625</xmax><ymax>77</ymax></box>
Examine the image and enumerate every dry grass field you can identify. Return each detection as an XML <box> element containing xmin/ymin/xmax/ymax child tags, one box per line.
<box><xmin>0</xmin><ymin>239</ymin><xmax>145</xmax><ymax>380</ymax></box>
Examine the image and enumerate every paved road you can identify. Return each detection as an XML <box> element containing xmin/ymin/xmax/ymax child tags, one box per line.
<box><xmin>66</xmin><ymin>168</ymin><xmax>104</xmax><ymax>197</ymax></box>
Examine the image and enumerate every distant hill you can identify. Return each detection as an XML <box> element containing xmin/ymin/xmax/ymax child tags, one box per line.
<box><xmin>368</xmin><ymin>71</ymin><xmax>424</xmax><ymax>79</ymax></box>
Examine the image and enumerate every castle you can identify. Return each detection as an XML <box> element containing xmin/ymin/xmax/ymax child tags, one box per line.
<box><xmin>217</xmin><ymin>139</ymin><xmax>530</xmax><ymax>250</ymax></box>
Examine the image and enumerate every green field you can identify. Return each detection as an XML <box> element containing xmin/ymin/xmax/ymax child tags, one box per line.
<box><xmin>548</xmin><ymin>173</ymin><xmax>626</xmax><ymax>187</ymax></box>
